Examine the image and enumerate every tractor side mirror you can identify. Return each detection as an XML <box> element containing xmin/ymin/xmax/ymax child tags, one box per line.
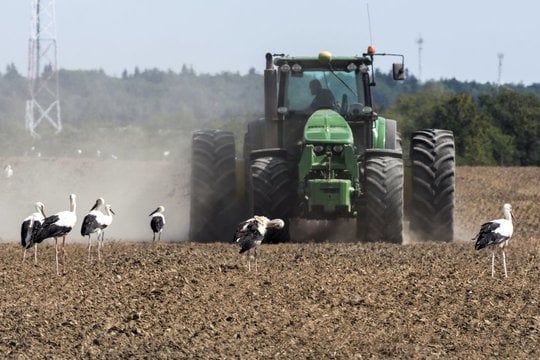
<box><xmin>392</xmin><ymin>63</ymin><xmax>405</xmax><ymax>80</ymax></box>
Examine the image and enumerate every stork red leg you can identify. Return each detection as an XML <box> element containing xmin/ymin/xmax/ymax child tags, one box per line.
<box><xmin>502</xmin><ymin>249</ymin><xmax>508</xmax><ymax>278</ymax></box>
<box><xmin>34</xmin><ymin>244</ymin><xmax>38</xmax><ymax>265</ymax></box>
<box><xmin>62</xmin><ymin>236</ymin><xmax>67</xmax><ymax>274</ymax></box>
<box><xmin>55</xmin><ymin>237</ymin><xmax>60</xmax><ymax>275</ymax></box>
<box><xmin>491</xmin><ymin>250</ymin><xmax>495</xmax><ymax>277</ymax></box>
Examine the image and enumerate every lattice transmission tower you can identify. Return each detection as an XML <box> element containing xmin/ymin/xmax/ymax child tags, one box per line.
<box><xmin>25</xmin><ymin>0</ymin><xmax>62</xmax><ymax>138</ymax></box>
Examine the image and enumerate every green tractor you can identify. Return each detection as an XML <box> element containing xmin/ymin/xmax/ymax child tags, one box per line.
<box><xmin>190</xmin><ymin>48</ymin><xmax>455</xmax><ymax>243</ymax></box>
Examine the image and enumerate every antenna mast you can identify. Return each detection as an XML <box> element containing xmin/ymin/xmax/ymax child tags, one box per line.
<box><xmin>497</xmin><ymin>53</ymin><xmax>504</xmax><ymax>85</ymax></box>
<box><xmin>25</xmin><ymin>0</ymin><xmax>62</xmax><ymax>138</ymax></box>
<box><xmin>416</xmin><ymin>36</ymin><xmax>423</xmax><ymax>82</ymax></box>
<box><xmin>366</xmin><ymin>3</ymin><xmax>374</xmax><ymax>45</ymax></box>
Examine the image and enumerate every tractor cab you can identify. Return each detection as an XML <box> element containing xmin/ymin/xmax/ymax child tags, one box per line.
<box><xmin>275</xmin><ymin>51</ymin><xmax>371</xmax><ymax>119</ymax></box>
<box><xmin>269</xmin><ymin>50</ymin><xmax>401</xmax><ymax>162</ymax></box>
<box><xmin>274</xmin><ymin>48</ymin><xmax>403</xmax><ymax>118</ymax></box>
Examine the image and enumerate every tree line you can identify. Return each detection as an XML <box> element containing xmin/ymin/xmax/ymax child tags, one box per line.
<box><xmin>0</xmin><ymin>63</ymin><xmax>538</xmax><ymax>165</ymax></box>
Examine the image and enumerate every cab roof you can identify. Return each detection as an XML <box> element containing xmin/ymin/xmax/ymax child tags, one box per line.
<box><xmin>273</xmin><ymin>54</ymin><xmax>372</xmax><ymax>71</ymax></box>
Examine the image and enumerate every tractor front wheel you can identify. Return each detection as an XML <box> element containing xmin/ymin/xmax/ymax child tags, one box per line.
<box><xmin>250</xmin><ymin>156</ymin><xmax>294</xmax><ymax>242</ymax></box>
<box><xmin>357</xmin><ymin>151</ymin><xmax>403</xmax><ymax>244</ymax></box>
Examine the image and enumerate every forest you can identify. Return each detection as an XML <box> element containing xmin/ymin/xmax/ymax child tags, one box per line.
<box><xmin>0</xmin><ymin>63</ymin><xmax>538</xmax><ymax>165</ymax></box>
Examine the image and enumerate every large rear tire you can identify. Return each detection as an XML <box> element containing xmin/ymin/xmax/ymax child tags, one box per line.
<box><xmin>409</xmin><ymin>129</ymin><xmax>455</xmax><ymax>242</ymax></box>
<box><xmin>189</xmin><ymin>130</ymin><xmax>240</xmax><ymax>242</ymax></box>
<box><xmin>357</xmin><ymin>151</ymin><xmax>404</xmax><ymax>244</ymax></box>
<box><xmin>250</xmin><ymin>156</ymin><xmax>294</xmax><ymax>242</ymax></box>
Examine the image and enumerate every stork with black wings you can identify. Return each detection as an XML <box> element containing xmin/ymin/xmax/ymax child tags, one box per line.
<box><xmin>21</xmin><ymin>201</ymin><xmax>46</xmax><ymax>264</ymax></box>
<box><xmin>234</xmin><ymin>215</ymin><xmax>285</xmax><ymax>272</ymax></box>
<box><xmin>81</xmin><ymin>199</ymin><xmax>115</xmax><ymax>261</ymax></box>
<box><xmin>149</xmin><ymin>206</ymin><xmax>165</xmax><ymax>242</ymax></box>
<box><xmin>473</xmin><ymin>203</ymin><xmax>515</xmax><ymax>278</ymax></box>
<box><xmin>34</xmin><ymin>194</ymin><xmax>77</xmax><ymax>275</ymax></box>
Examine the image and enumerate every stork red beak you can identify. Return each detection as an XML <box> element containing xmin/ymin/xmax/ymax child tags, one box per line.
<box><xmin>511</xmin><ymin>211</ymin><xmax>517</xmax><ymax>223</ymax></box>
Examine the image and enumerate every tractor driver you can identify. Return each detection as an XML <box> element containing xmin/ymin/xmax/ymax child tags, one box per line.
<box><xmin>307</xmin><ymin>79</ymin><xmax>336</xmax><ymax>112</ymax></box>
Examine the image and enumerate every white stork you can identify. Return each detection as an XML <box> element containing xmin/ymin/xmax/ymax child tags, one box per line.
<box><xmin>21</xmin><ymin>202</ymin><xmax>46</xmax><ymax>264</ymax></box>
<box><xmin>81</xmin><ymin>197</ymin><xmax>104</xmax><ymax>259</ymax></box>
<box><xmin>34</xmin><ymin>194</ymin><xmax>77</xmax><ymax>275</ymax></box>
<box><xmin>473</xmin><ymin>203</ymin><xmax>515</xmax><ymax>278</ymax></box>
<box><xmin>234</xmin><ymin>215</ymin><xmax>285</xmax><ymax>272</ymax></box>
<box><xmin>81</xmin><ymin>198</ymin><xmax>115</xmax><ymax>260</ymax></box>
<box><xmin>149</xmin><ymin>206</ymin><xmax>165</xmax><ymax>242</ymax></box>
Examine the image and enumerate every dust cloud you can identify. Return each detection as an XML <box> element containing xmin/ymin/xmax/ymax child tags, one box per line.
<box><xmin>289</xmin><ymin>219</ymin><xmax>358</xmax><ymax>242</ymax></box>
<box><xmin>0</xmin><ymin>144</ymin><xmax>191</xmax><ymax>244</ymax></box>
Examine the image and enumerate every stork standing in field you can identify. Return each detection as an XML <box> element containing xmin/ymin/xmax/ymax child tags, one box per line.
<box><xmin>81</xmin><ymin>199</ymin><xmax>115</xmax><ymax>260</ymax></box>
<box><xmin>149</xmin><ymin>206</ymin><xmax>165</xmax><ymax>242</ymax></box>
<box><xmin>21</xmin><ymin>202</ymin><xmax>46</xmax><ymax>264</ymax></box>
<box><xmin>34</xmin><ymin>194</ymin><xmax>77</xmax><ymax>275</ymax></box>
<box><xmin>80</xmin><ymin>198</ymin><xmax>104</xmax><ymax>259</ymax></box>
<box><xmin>234</xmin><ymin>215</ymin><xmax>285</xmax><ymax>272</ymax></box>
<box><xmin>472</xmin><ymin>203</ymin><xmax>515</xmax><ymax>278</ymax></box>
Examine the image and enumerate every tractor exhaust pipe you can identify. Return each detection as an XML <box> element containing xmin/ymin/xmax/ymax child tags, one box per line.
<box><xmin>265</xmin><ymin>52</ymin><xmax>273</xmax><ymax>70</ymax></box>
<box><xmin>264</xmin><ymin>53</ymin><xmax>279</xmax><ymax>148</ymax></box>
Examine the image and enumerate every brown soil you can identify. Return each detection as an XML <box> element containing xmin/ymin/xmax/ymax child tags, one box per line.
<box><xmin>0</xmin><ymin>160</ymin><xmax>538</xmax><ymax>359</ymax></box>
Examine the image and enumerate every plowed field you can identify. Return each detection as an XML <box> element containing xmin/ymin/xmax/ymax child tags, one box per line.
<box><xmin>0</xmin><ymin>160</ymin><xmax>538</xmax><ymax>359</ymax></box>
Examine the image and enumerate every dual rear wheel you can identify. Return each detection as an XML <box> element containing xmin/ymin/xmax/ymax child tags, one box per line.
<box><xmin>189</xmin><ymin>130</ymin><xmax>240</xmax><ymax>242</ymax></box>
<box><xmin>409</xmin><ymin>129</ymin><xmax>455</xmax><ymax>241</ymax></box>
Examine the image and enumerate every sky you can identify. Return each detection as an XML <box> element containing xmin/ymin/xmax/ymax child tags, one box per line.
<box><xmin>1</xmin><ymin>0</ymin><xmax>539</xmax><ymax>85</ymax></box>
